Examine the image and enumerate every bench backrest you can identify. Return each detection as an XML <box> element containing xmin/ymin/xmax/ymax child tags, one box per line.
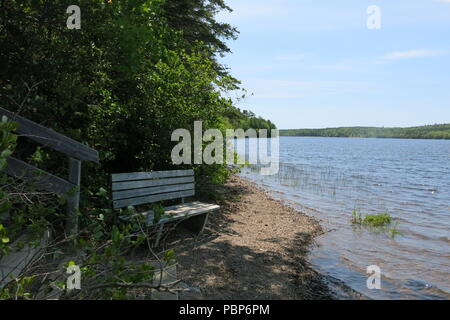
<box><xmin>111</xmin><ymin>170</ymin><xmax>195</xmax><ymax>209</ymax></box>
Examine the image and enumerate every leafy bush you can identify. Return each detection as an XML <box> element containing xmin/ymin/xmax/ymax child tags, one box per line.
<box><xmin>0</xmin><ymin>117</ymin><xmax>17</xmax><ymax>255</ymax></box>
<box><xmin>1</xmin><ymin>0</ymin><xmax>266</xmax><ymax>299</ymax></box>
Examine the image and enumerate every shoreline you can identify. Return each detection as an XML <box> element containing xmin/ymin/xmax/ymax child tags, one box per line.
<box><xmin>169</xmin><ymin>175</ymin><xmax>362</xmax><ymax>300</ymax></box>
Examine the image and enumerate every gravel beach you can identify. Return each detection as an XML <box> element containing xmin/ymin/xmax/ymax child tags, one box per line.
<box><xmin>168</xmin><ymin>175</ymin><xmax>335</xmax><ymax>300</ymax></box>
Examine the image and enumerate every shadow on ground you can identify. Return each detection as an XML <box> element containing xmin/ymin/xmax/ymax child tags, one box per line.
<box><xmin>164</xmin><ymin>178</ymin><xmax>334</xmax><ymax>300</ymax></box>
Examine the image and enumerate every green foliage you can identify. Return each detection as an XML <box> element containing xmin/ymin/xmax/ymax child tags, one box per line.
<box><xmin>0</xmin><ymin>276</ymin><xmax>35</xmax><ymax>300</ymax></box>
<box><xmin>0</xmin><ymin>118</ymin><xmax>59</xmax><ymax>260</ymax></box>
<box><xmin>50</xmin><ymin>219</ymin><xmax>154</xmax><ymax>299</ymax></box>
<box><xmin>0</xmin><ymin>0</ymin><xmax>273</xmax><ymax>186</ymax></box>
<box><xmin>280</xmin><ymin>124</ymin><xmax>450</xmax><ymax>139</ymax></box>
<box><xmin>0</xmin><ymin>118</ymin><xmax>17</xmax><ymax>255</ymax></box>
<box><xmin>29</xmin><ymin>147</ymin><xmax>46</xmax><ymax>165</ymax></box>
<box><xmin>0</xmin><ymin>117</ymin><xmax>17</xmax><ymax>171</ymax></box>
<box><xmin>0</xmin><ymin>223</ymin><xmax>10</xmax><ymax>250</ymax></box>
<box><xmin>152</xmin><ymin>204</ymin><xmax>165</xmax><ymax>224</ymax></box>
<box><xmin>224</xmin><ymin>108</ymin><xmax>277</xmax><ymax>133</ymax></box>
<box><xmin>161</xmin><ymin>0</ymin><xmax>239</xmax><ymax>76</ymax></box>
<box><xmin>163</xmin><ymin>249</ymin><xmax>176</xmax><ymax>265</ymax></box>
<box><xmin>0</xmin><ymin>0</ymin><xmax>277</xmax><ymax>299</ymax></box>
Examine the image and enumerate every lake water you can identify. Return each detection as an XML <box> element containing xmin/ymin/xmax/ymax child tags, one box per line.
<box><xmin>237</xmin><ymin>137</ymin><xmax>450</xmax><ymax>300</ymax></box>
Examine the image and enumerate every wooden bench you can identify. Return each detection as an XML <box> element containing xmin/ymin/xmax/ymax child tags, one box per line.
<box><xmin>111</xmin><ymin>169</ymin><xmax>220</xmax><ymax>246</ymax></box>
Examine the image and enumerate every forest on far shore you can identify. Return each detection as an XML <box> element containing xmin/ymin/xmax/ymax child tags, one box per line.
<box><xmin>280</xmin><ymin>124</ymin><xmax>450</xmax><ymax>139</ymax></box>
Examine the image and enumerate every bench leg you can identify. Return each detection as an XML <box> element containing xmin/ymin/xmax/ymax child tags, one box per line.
<box><xmin>154</xmin><ymin>223</ymin><xmax>165</xmax><ymax>247</ymax></box>
<box><xmin>183</xmin><ymin>213</ymin><xmax>209</xmax><ymax>234</ymax></box>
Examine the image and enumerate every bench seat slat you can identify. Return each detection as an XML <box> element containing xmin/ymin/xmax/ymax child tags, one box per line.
<box><xmin>112</xmin><ymin>183</ymin><xmax>194</xmax><ymax>201</ymax></box>
<box><xmin>113</xmin><ymin>189</ymin><xmax>195</xmax><ymax>209</ymax></box>
<box><xmin>140</xmin><ymin>201</ymin><xmax>220</xmax><ymax>225</ymax></box>
<box><xmin>112</xmin><ymin>176</ymin><xmax>194</xmax><ymax>191</ymax></box>
<box><xmin>112</xmin><ymin>169</ymin><xmax>194</xmax><ymax>182</ymax></box>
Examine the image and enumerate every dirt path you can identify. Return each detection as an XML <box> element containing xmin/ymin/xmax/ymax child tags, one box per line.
<box><xmin>167</xmin><ymin>175</ymin><xmax>334</xmax><ymax>300</ymax></box>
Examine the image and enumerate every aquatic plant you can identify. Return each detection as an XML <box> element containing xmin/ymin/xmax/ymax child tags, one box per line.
<box><xmin>362</xmin><ymin>212</ymin><xmax>392</xmax><ymax>227</ymax></box>
<box><xmin>351</xmin><ymin>209</ymin><xmax>364</xmax><ymax>225</ymax></box>
<box><xmin>351</xmin><ymin>210</ymin><xmax>402</xmax><ymax>238</ymax></box>
<box><xmin>387</xmin><ymin>221</ymin><xmax>403</xmax><ymax>238</ymax></box>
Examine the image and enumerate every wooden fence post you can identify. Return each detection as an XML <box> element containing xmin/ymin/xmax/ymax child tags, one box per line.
<box><xmin>66</xmin><ymin>157</ymin><xmax>82</xmax><ymax>234</ymax></box>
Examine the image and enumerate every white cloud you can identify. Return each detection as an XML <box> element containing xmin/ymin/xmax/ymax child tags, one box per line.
<box><xmin>382</xmin><ymin>49</ymin><xmax>449</xmax><ymax>60</ymax></box>
<box><xmin>435</xmin><ymin>0</ymin><xmax>450</xmax><ymax>3</ymax></box>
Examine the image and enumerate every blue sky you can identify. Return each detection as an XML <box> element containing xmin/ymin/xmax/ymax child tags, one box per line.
<box><xmin>217</xmin><ymin>0</ymin><xmax>450</xmax><ymax>129</ymax></box>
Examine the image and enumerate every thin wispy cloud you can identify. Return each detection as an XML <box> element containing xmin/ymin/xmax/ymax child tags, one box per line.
<box><xmin>382</xmin><ymin>49</ymin><xmax>449</xmax><ymax>60</ymax></box>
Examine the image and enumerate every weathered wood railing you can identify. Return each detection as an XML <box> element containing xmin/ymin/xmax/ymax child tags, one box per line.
<box><xmin>0</xmin><ymin>107</ymin><xmax>99</xmax><ymax>234</ymax></box>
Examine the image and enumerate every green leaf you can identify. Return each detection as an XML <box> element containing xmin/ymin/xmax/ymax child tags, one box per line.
<box><xmin>96</xmin><ymin>187</ymin><xmax>108</xmax><ymax>197</ymax></box>
<box><xmin>0</xmin><ymin>149</ymin><xmax>13</xmax><ymax>158</ymax></box>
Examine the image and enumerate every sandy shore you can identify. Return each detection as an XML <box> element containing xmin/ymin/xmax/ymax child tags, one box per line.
<box><xmin>167</xmin><ymin>175</ymin><xmax>335</xmax><ymax>299</ymax></box>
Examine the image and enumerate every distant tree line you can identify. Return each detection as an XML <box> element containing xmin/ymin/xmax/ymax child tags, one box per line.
<box><xmin>223</xmin><ymin>108</ymin><xmax>277</xmax><ymax>133</ymax></box>
<box><xmin>280</xmin><ymin>124</ymin><xmax>450</xmax><ymax>140</ymax></box>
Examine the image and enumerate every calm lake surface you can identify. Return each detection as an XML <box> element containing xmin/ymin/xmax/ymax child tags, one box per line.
<box><xmin>237</xmin><ymin>137</ymin><xmax>450</xmax><ymax>300</ymax></box>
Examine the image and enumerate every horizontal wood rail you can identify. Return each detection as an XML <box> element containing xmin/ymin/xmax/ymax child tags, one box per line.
<box><xmin>5</xmin><ymin>157</ymin><xmax>76</xmax><ymax>195</ymax></box>
<box><xmin>1</xmin><ymin>107</ymin><xmax>99</xmax><ymax>234</ymax></box>
<box><xmin>0</xmin><ymin>107</ymin><xmax>99</xmax><ymax>163</ymax></box>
